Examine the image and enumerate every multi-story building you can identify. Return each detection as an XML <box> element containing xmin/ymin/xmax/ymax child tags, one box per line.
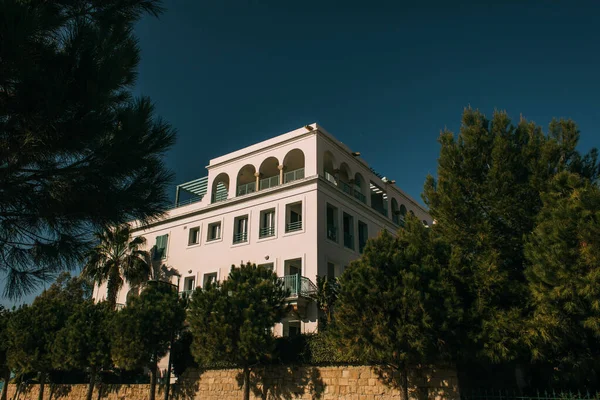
<box><xmin>92</xmin><ymin>123</ymin><xmax>431</xmax><ymax>336</ymax></box>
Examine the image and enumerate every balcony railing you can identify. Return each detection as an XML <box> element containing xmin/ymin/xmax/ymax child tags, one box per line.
<box><xmin>372</xmin><ymin>205</ymin><xmax>387</xmax><ymax>217</ymax></box>
<box><xmin>344</xmin><ymin>233</ymin><xmax>354</xmax><ymax>250</ymax></box>
<box><xmin>324</xmin><ymin>171</ymin><xmax>337</xmax><ymax>185</ymax></box>
<box><xmin>115</xmin><ymin>303</ymin><xmax>125</xmax><ymax>311</ymax></box>
<box><xmin>233</xmin><ymin>232</ymin><xmax>248</xmax><ymax>244</ymax></box>
<box><xmin>259</xmin><ymin>226</ymin><xmax>275</xmax><ymax>238</ymax></box>
<box><xmin>327</xmin><ymin>224</ymin><xmax>337</xmax><ymax>241</ymax></box>
<box><xmin>237</xmin><ymin>182</ymin><xmax>256</xmax><ymax>196</ymax></box>
<box><xmin>284</xmin><ymin>168</ymin><xmax>305</xmax><ymax>184</ymax></box>
<box><xmin>340</xmin><ymin>181</ymin><xmax>353</xmax><ymax>196</ymax></box>
<box><xmin>279</xmin><ymin>274</ymin><xmax>317</xmax><ymax>298</ymax></box>
<box><xmin>353</xmin><ymin>189</ymin><xmax>366</xmax><ymax>203</ymax></box>
<box><xmin>169</xmin><ymin>196</ymin><xmax>203</xmax><ymax>210</ymax></box>
<box><xmin>286</xmin><ymin>220</ymin><xmax>302</xmax><ymax>232</ymax></box>
<box><xmin>212</xmin><ymin>192</ymin><xmax>228</xmax><ymax>203</ymax></box>
<box><xmin>392</xmin><ymin>214</ymin><xmax>400</xmax><ymax>225</ymax></box>
<box><xmin>259</xmin><ymin>175</ymin><xmax>280</xmax><ymax>190</ymax></box>
<box><xmin>179</xmin><ymin>290</ymin><xmax>194</xmax><ymax>299</ymax></box>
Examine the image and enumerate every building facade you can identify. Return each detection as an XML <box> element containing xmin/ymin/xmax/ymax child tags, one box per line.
<box><xmin>92</xmin><ymin>123</ymin><xmax>431</xmax><ymax>336</ymax></box>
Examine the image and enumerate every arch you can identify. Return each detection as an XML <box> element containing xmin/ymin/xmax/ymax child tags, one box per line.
<box><xmin>259</xmin><ymin>156</ymin><xmax>280</xmax><ymax>190</ymax></box>
<box><xmin>353</xmin><ymin>173</ymin><xmax>367</xmax><ymax>203</ymax></box>
<box><xmin>391</xmin><ymin>198</ymin><xmax>400</xmax><ymax>224</ymax></box>
<box><xmin>323</xmin><ymin>150</ymin><xmax>337</xmax><ymax>184</ymax></box>
<box><xmin>399</xmin><ymin>204</ymin><xmax>407</xmax><ymax>216</ymax></box>
<box><xmin>211</xmin><ymin>172</ymin><xmax>229</xmax><ymax>203</ymax></box>
<box><xmin>409</xmin><ymin>210</ymin><xmax>415</xmax><ymax>216</ymax></box>
<box><xmin>283</xmin><ymin>149</ymin><xmax>305</xmax><ymax>183</ymax></box>
<box><xmin>236</xmin><ymin>164</ymin><xmax>256</xmax><ymax>196</ymax></box>
<box><xmin>338</xmin><ymin>162</ymin><xmax>352</xmax><ymax>183</ymax></box>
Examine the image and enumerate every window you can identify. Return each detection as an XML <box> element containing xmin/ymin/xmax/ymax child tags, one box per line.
<box><xmin>259</xmin><ymin>209</ymin><xmax>276</xmax><ymax>238</ymax></box>
<box><xmin>358</xmin><ymin>221</ymin><xmax>368</xmax><ymax>253</ymax></box>
<box><xmin>327</xmin><ymin>262</ymin><xmax>335</xmax><ymax>280</ymax></box>
<box><xmin>326</xmin><ymin>204</ymin><xmax>338</xmax><ymax>242</ymax></box>
<box><xmin>284</xmin><ymin>320</ymin><xmax>301</xmax><ymax>337</ymax></box>
<box><xmin>154</xmin><ymin>234</ymin><xmax>168</xmax><ymax>259</ymax></box>
<box><xmin>207</xmin><ymin>222</ymin><xmax>221</xmax><ymax>241</ymax></box>
<box><xmin>285</xmin><ymin>202</ymin><xmax>302</xmax><ymax>232</ymax></box>
<box><xmin>183</xmin><ymin>276</ymin><xmax>196</xmax><ymax>291</ymax></box>
<box><xmin>343</xmin><ymin>212</ymin><xmax>354</xmax><ymax>250</ymax></box>
<box><xmin>203</xmin><ymin>272</ymin><xmax>217</xmax><ymax>288</ymax></box>
<box><xmin>188</xmin><ymin>226</ymin><xmax>200</xmax><ymax>245</ymax></box>
<box><xmin>233</xmin><ymin>215</ymin><xmax>248</xmax><ymax>243</ymax></box>
<box><xmin>258</xmin><ymin>262</ymin><xmax>274</xmax><ymax>271</ymax></box>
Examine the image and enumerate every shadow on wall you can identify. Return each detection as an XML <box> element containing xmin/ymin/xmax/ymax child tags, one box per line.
<box><xmin>236</xmin><ymin>365</ymin><xmax>324</xmax><ymax>400</ymax></box>
<box><xmin>374</xmin><ymin>365</ymin><xmax>458</xmax><ymax>400</ymax></box>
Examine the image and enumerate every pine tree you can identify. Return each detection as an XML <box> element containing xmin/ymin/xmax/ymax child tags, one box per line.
<box><xmin>524</xmin><ymin>172</ymin><xmax>600</xmax><ymax>386</ymax></box>
<box><xmin>188</xmin><ymin>263</ymin><xmax>289</xmax><ymax>400</ymax></box>
<box><xmin>422</xmin><ymin>108</ymin><xmax>599</xmax><ymax>365</ymax></box>
<box><xmin>0</xmin><ymin>0</ymin><xmax>176</xmax><ymax>299</ymax></box>
<box><xmin>6</xmin><ymin>273</ymin><xmax>88</xmax><ymax>400</ymax></box>
<box><xmin>111</xmin><ymin>281</ymin><xmax>185</xmax><ymax>400</ymax></box>
<box><xmin>52</xmin><ymin>300</ymin><xmax>114</xmax><ymax>400</ymax></box>
<box><xmin>0</xmin><ymin>306</ymin><xmax>10</xmax><ymax>400</ymax></box>
<box><xmin>333</xmin><ymin>217</ymin><xmax>461</xmax><ymax>400</ymax></box>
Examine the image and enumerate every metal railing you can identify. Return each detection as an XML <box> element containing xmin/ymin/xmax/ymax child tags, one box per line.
<box><xmin>340</xmin><ymin>181</ymin><xmax>353</xmax><ymax>195</ymax></box>
<box><xmin>324</xmin><ymin>171</ymin><xmax>337</xmax><ymax>185</ymax></box>
<box><xmin>353</xmin><ymin>189</ymin><xmax>366</xmax><ymax>203</ymax></box>
<box><xmin>372</xmin><ymin>205</ymin><xmax>387</xmax><ymax>217</ymax></box>
<box><xmin>179</xmin><ymin>290</ymin><xmax>194</xmax><ymax>299</ymax></box>
<box><xmin>392</xmin><ymin>214</ymin><xmax>400</xmax><ymax>225</ymax></box>
<box><xmin>212</xmin><ymin>192</ymin><xmax>228</xmax><ymax>203</ymax></box>
<box><xmin>279</xmin><ymin>274</ymin><xmax>317</xmax><ymax>298</ymax></box>
<box><xmin>327</xmin><ymin>224</ymin><xmax>337</xmax><ymax>241</ymax></box>
<box><xmin>236</xmin><ymin>182</ymin><xmax>256</xmax><ymax>196</ymax></box>
<box><xmin>259</xmin><ymin>175</ymin><xmax>280</xmax><ymax>190</ymax></box>
<box><xmin>286</xmin><ymin>220</ymin><xmax>302</xmax><ymax>232</ymax></box>
<box><xmin>115</xmin><ymin>303</ymin><xmax>125</xmax><ymax>311</ymax></box>
<box><xmin>259</xmin><ymin>226</ymin><xmax>275</xmax><ymax>238</ymax></box>
<box><xmin>233</xmin><ymin>232</ymin><xmax>248</xmax><ymax>244</ymax></box>
<box><xmin>284</xmin><ymin>168</ymin><xmax>305</xmax><ymax>184</ymax></box>
<box><xmin>344</xmin><ymin>233</ymin><xmax>354</xmax><ymax>249</ymax></box>
<box><xmin>169</xmin><ymin>196</ymin><xmax>203</xmax><ymax>210</ymax></box>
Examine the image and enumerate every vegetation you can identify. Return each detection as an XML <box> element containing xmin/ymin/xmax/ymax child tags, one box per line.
<box><xmin>0</xmin><ymin>0</ymin><xmax>176</xmax><ymax>299</ymax></box>
<box><xmin>83</xmin><ymin>224</ymin><xmax>151</xmax><ymax>308</ymax></box>
<box><xmin>111</xmin><ymin>281</ymin><xmax>185</xmax><ymax>400</ymax></box>
<box><xmin>53</xmin><ymin>301</ymin><xmax>114</xmax><ymax>400</ymax></box>
<box><xmin>188</xmin><ymin>263</ymin><xmax>289</xmax><ymax>400</ymax></box>
<box><xmin>0</xmin><ymin>306</ymin><xmax>10</xmax><ymax>400</ymax></box>
<box><xmin>333</xmin><ymin>219</ymin><xmax>461</xmax><ymax>400</ymax></box>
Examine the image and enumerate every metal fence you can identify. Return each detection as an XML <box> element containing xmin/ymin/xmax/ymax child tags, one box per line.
<box><xmin>461</xmin><ymin>389</ymin><xmax>600</xmax><ymax>400</ymax></box>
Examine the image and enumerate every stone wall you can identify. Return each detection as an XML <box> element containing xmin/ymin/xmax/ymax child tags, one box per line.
<box><xmin>6</xmin><ymin>365</ymin><xmax>459</xmax><ymax>400</ymax></box>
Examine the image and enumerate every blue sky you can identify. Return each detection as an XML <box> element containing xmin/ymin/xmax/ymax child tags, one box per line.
<box><xmin>134</xmin><ymin>0</ymin><xmax>599</xmax><ymax>206</ymax></box>
<box><xmin>2</xmin><ymin>0</ymin><xmax>599</xmax><ymax>307</ymax></box>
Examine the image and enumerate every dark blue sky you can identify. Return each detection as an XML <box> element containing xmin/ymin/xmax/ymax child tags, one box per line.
<box><xmin>134</xmin><ymin>0</ymin><xmax>599</xmax><ymax>205</ymax></box>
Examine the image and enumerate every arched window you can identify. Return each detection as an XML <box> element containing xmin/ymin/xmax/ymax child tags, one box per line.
<box><xmin>391</xmin><ymin>199</ymin><xmax>400</xmax><ymax>224</ymax></box>
<box><xmin>282</xmin><ymin>149</ymin><xmax>305</xmax><ymax>183</ymax></box>
<box><xmin>236</xmin><ymin>164</ymin><xmax>256</xmax><ymax>196</ymax></box>
<box><xmin>259</xmin><ymin>156</ymin><xmax>280</xmax><ymax>190</ymax></box>
<box><xmin>323</xmin><ymin>151</ymin><xmax>337</xmax><ymax>184</ymax></box>
<box><xmin>211</xmin><ymin>173</ymin><xmax>229</xmax><ymax>203</ymax></box>
<box><xmin>353</xmin><ymin>173</ymin><xmax>367</xmax><ymax>203</ymax></box>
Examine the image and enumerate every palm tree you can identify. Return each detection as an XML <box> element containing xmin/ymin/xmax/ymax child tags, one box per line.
<box><xmin>84</xmin><ymin>224</ymin><xmax>151</xmax><ymax>308</ymax></box>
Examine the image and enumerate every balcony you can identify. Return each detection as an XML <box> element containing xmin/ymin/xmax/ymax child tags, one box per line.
<box><xmin>237</xmin><ymin>182</ymin><xmax>256</xmax><ymax>196</ymax></box>
<box><xmin>340</xmin><ymin>181</ymin><xmax>353</xmax><ymax>196</ymax></box>
<box><xmin>179</xmin><ymin>290</ymin><xmax>194</xmax><ymax>299</ymax></box>
<box><xmin>286</xmin><ymin>220</ymin><xmax>302</xmax><ymax>233</ymax></box>
<box><xmin>233</xmin><ymin>232</ymin><xmax>248</xmax><ymax>244</ymax></box>
<box><xmin>344</xmin><ymin>233</ymin><xmax>354</xmax><ymax>250</ymax></box>
<box><xmin>279</xmin><ymin>274</ymin><xmax>317</xmax><ymax>298</ymax></box>
<box><xmin>324</xmin><ymin>171</ymin><xmax>337</xmax><ymax>185</ymax></box>
<box><xmin>259</xmin><ymin>175</ymin><xmax>280</xmax><ymax>190</ymax></box>
<box><xmin>353</xmin><ymin>189</ymin><xmax>366</xmax><ymax>203</ymax></box>
<box><xmin>259</xmin><ymin>226</ymin><xmax>275</xmax><ymax>238</ymax></box>
<box><xmin>284</xmin><ymin>168</ymin><xmax>305</xmax><ymax>184</ymax></box>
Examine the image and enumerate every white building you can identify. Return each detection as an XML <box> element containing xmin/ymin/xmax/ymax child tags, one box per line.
<box><xmin>93</xmin><ymin>123</ymin><xmax>431</xmax><ymax>336</ymax></box>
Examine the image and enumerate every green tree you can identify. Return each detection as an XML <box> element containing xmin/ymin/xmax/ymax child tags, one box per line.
<box><xmin>111</xmin><ymin>281</ymin><xmax>185</xmax><ymax>400</ymax></box>
<box><xmin>333</xmin><ymin>219</ymin><xmax>461</xmax><ymax>400</ymax></box>
<box><xmin>188</xmin><ymin>263</ymin><xmax>289</xmax><ymax>400</ymax></box>
<box><xmin>6</xmin><ymin>273</ymin><xmax>87</xmax><ymax>400</ymax></box>
<box><xmin>0</xmin><ymin>0</ymin><xmax>176</xmax><ymax>299</ymax></box>
<box><xmin>83</xmin><ymin>224</ymin><xmax>151</xmax><ymax>308</ymax></box>
<box><xmin>524</xmin><ymin>172</ymin><xmax>600</xmax><ymax>386</ymax></box>
<box><xmin>53</xmin><ymin>300</ymin><xmax>114</xmax><ymax>400</ymax></box>
<box><xmin>423</xmin><ymin>109</ymin><xmax>599</xmax><ymax>366</ymax></box>
<box><xmin>313</xmin><ymin>275</ymin><xmax>339</xmax><ymax>328</ymax></box>
<box><xmin>0</xmin><ymin>306</ymin><xmax>10</xmax><ymax>400</ymax></box>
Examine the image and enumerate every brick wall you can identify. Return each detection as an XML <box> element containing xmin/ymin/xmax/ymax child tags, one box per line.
<box><xmin>6</xmin><ymin>365</ymin><xmax>459</xmax><ymax>400</ymax></box>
